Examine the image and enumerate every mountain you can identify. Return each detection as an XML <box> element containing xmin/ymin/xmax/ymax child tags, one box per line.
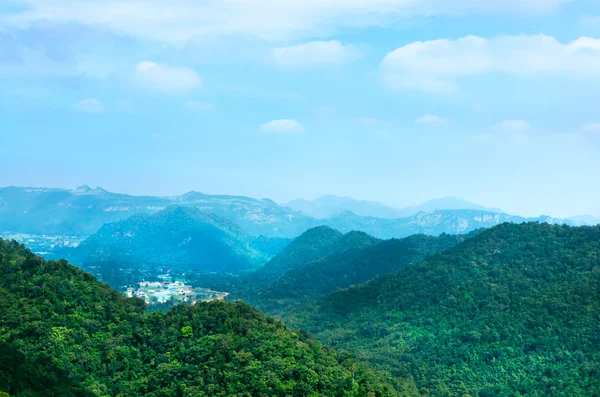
<box><xmin>0</xmin><ymin>238</ymin><xmax>416</xmax><ymax>397</ymax></box>
<box><xmin>285</xmin><ymin>223</ymin><xmax>600</xmax><ymax>396</ymax></box>
<box><xmin>0</xmin><ymin>186</ymin><xmax>316</xmax><ymax>238</ymax></box>
<box><xmin>286</xmin><ymin>195</ymin><xmax>406</xmax><ymax>219</ymax></box>
<box><xmin>72</xmin><ymin>206</ymin><xmax>274</xmax><ymax>274</ymax></box>
<box><xmin>569</xmin><ymin>215</ymin><xmax>600</xmax><ymax>226</ymax></box>
<box><xmin>325</xmin><ymin>209</ymin><xmax>570</xmax><ymax>239</ymax></box>
<box><xmin>286</xmin><ymin>195</ymin><xmax>503</xmax><ymax>219</ymax></box>
<box><xmin>247</xmin><ymin>226</ymin><xmax>381</xmax><ymax>286</ymax></box>
<box><xmin>251</xmin><ymin>232</ymin><xmax>473</xmax><ymax>315</ymax></box>
<box><xmin>0</xmin><ymin>186</ymin><xmax>575</xmax><ymax>248</ymax></box>
<box><xmin>410</xmin><ymin>196</ymin><xmax>503</xmax><ymax>213</ymax></box>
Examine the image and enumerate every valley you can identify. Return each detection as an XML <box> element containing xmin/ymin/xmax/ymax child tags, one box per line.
<box><xmin>1</xmin><ymin>185</ymin><xmax>599</xmax><ymax>396</ymax></box>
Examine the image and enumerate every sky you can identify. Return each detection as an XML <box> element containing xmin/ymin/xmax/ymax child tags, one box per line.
<box><xmin>1</xmin><ymin>0</ymin><xmax>600</xmax><ymax>218</ymax></box>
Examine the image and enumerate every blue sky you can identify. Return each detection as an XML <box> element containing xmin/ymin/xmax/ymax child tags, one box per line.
<box><xmin>1</xmin><ymin>0</ymin><xmax>600</xmax><ymax>218</ymax></box>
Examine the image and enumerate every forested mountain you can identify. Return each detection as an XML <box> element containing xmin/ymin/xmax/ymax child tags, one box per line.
<box><xmin>251</xmin><ymin>233</ymin><xmax>472</xmax><ymax>314</ymax></box>
<box><xmin>0</xmin><ymin>238</ymin><xmax>417</xmax><ymax>397</ymax></box>
<box><xmin>285</xmin><ymin>223</ymin><xmax>600</xmax><ymax>397</ymax></box>
<box><xmin>71</xmin><ymin>206</ymin><xmax>278</xmax><ymax>274</ymax></box>
<box><xmin>249</xmin><ymin>226</ymin><xmax>381</xmax><ymax>285</ymax></box>
<box><xmin>191</xmin><ymin>227</ymin><xmax>382</xmax><ymax>301</ymax></box>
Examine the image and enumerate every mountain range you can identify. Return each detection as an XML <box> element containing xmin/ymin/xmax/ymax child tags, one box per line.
<box><xmin>0</xmin><ymin>185</ymin><xmax>313</xmax><ymax>237</ymax></box>
<box><xmin>3</xmin><ymin>216</ymin><xmax>599</xmax><ymax>396</ymax></box>
<box><xmin>284</xmin><ymin>222</ymin><xmax>600</xmax><ymax>396</ymax></box>
<box><xmin>0</xmin><ymin>238</ymin><xmax>414</xmax><ymax>396</ymax></box>
<box><xmin>246</xmin><ymin>229</ymin><xmax>476</xmax><ymax>315</ymax></box>
<box><xmin>0</xmin><ymin>186</ymin><xmax>577</xmax><ymax>243</ymax></box>
<box><xmin>286</xmin><ymin>195</ymin><xmax>503</xmax><ymax>219</ymax></box>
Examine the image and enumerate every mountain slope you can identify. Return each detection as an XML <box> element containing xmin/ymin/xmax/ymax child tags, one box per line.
<box><xmin>249</xmin><ymin>226</ymin><xmax>380</xmax><ymax>286</ymax></box>
<box><xmin>285</xmin><ymin>223</ymin><xmax>600</xmax><ymax>397</ymax></box>
<box><xmin>0</xmin><ymin>238</ymin><xmax>417</xmax><ymax>397</ymax></box>
<box><xmin>73</xmin><ymin>206</ymin><xmax>270</xmax><ymax>274</ymax></box>
<box><xmin>252</xmin><ymin>233</ymin><xmax>472</xmax><ymax>314</ymax></box>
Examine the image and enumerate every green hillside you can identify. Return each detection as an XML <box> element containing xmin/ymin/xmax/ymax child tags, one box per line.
<box><xmin>248</xmin><ymin>226</ymin><xmax>381</xmax><ymax>286</ymax></box>
<box><xmin>0</xmin><ymin>238</ymin><xmax>417</xmax><ymax>397</ymax></box>
<box><xmin>73</xmin><ymin>206</ymin><xmax>274</xmax><ymax>274</ymax></box>
<box><xmin>253</xmin><ymin>233</ymin><xmax>469</xmax><ymax>314</ymax></box>
<box><xmin>285</xmin><ymin>223</ymin><xmax>600</xmax><ymax>397</ymax></box>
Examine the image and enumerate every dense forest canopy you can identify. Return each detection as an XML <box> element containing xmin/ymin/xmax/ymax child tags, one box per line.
<box><xmin>249</xmin><ymin>233</ymin><xmax>473</xmax><ymax>315</ymax></box>
<box><xmin>285</xmin><ymin>223</ymin><xmax>600</xmax><ymax>397</ymax></box>
<box><xmin>0</xmin><ymin>238</ymin><xmax>416</xmax><ymax>397</ymax></box>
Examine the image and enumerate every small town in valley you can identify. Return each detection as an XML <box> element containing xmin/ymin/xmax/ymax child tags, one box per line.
<box><xmin>125</xmin><ymin>276</ymin><xmax>228</xmax><ymax>305</ymax></box>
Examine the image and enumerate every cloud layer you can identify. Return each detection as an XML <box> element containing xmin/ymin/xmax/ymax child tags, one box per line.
<box><xmin>260</xmin><ymin>119</ymin><xmax>305</xmax><ymax>134</ymax></box>
<box><xmin>381</xmin><ymin>35</ymin><xmax>600</xmax><ymax>93</ymax></box>
<box><xmin>73</xmin><ymin>98</ymin><xmax>104</xmax><ymax>114</ymax></box>
<box><xmin>133</xmin><ymin>61</ymin><xmax>202</xmax><ymax>94</ymax></box>
<box><xmin>2</xmin><ymin>0</ymin><xmax>571</xmax><ymax>42</ymax></box>
<box><xmin>415</xmin><ymin>115</ymin><xmax>449</xmax><ymax>126</ymax></box>
<box><xmin>274</xmin><ymin>41</ymin><xmax>360</xmax><ymax>69</ymax></box>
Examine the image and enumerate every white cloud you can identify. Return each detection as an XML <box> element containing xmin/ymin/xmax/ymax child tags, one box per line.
<box><xmin>381</xmin><ymin>34</ymin><xmax>600</xmax><ymax>93</ymax></box>
<box><xmin>492</xmin><ymin>120</ymin><xmax>531</xmax><ymax>132</ymax></box>
<box><xmin>184</xmin><ymin>101</ymin><xmax>216</xmax><ymax>112</ymax></box>
<box><xmin>260</xmin><ymin>119</ymin><xmax>305</xmax><ymax>134</ymax></box>
<box><xmin>274</xmin><ymin>41</ymin><xmax>360</xmax><ymax>69</ymax></box>
<box><xmin>73</xmin><ymin>98</ymin><xmax>104</xmax><ymax>114</ymax></box>
<box><xmin>415</xmin><ymin>114</ymin><xmax>449</xmax><ymax>126</ymax></box>
<box><xmin>133</xmin><ymin>61</ymin><xmax>202</xmax><ymax>94</ymax></box>
<box><xmin>1</xmin><ymin>0</ymin><xmax>570</xmax><ymax>43</ymax></box>
<box><xmin>582</xmin><ymin>123</ymin><xmax>600</xmax><ymax>134</ymax></box>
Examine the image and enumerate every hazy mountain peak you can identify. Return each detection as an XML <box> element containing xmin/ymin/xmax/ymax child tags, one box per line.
<box><xmin>568</xmin><ymin>215</ymin><xmax>600</xmax><ymax>226</ymax></box>
<box><xmin>287</xmin><ymin>195</ymin><xmax>504</xmax><ymax>219</ymax></box>
<box><xmin>415</xmin><ymin>196</ymin><xmax>503</xmax><ymax>213</ymax></box>
<box><xmin>73</xmin><ymin>185</ymin><xmax>108</xmax><ymax>195</ymax></box>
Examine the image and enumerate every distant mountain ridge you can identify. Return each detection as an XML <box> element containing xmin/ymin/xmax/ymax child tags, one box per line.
<box><xmin>0</xmin><ymin>186</ymin><xmax>576</xmax><ymax>243</ymax></box>
<box><xmin>0</xmin><ymin>185</ymin><xmax>314</xmax><ymax>237</ymax></box>
<box><xmin>286</xmin><ymin>195</ymin><xmax>503</xmax><ymax>219</ymax></box>
<box><xmin>568</xmin><ymin>215</ymin><xmax>600</xmax><ymax>226</ymax></box>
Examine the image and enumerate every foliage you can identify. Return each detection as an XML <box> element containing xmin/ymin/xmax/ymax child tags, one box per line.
<box><xmin>0</xmin><ymin>238</ymin><xmax>416</xmax><ymax>397</ymax></box>
<box><xmin>251</xmin><ymin>233</ymin><xmax>469</xmax><ymax>314</ymax></box>
<box><xmin>286</xmin><ymin>223</ymin><xmax>600</xmax><ymax>396</ymax></box>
